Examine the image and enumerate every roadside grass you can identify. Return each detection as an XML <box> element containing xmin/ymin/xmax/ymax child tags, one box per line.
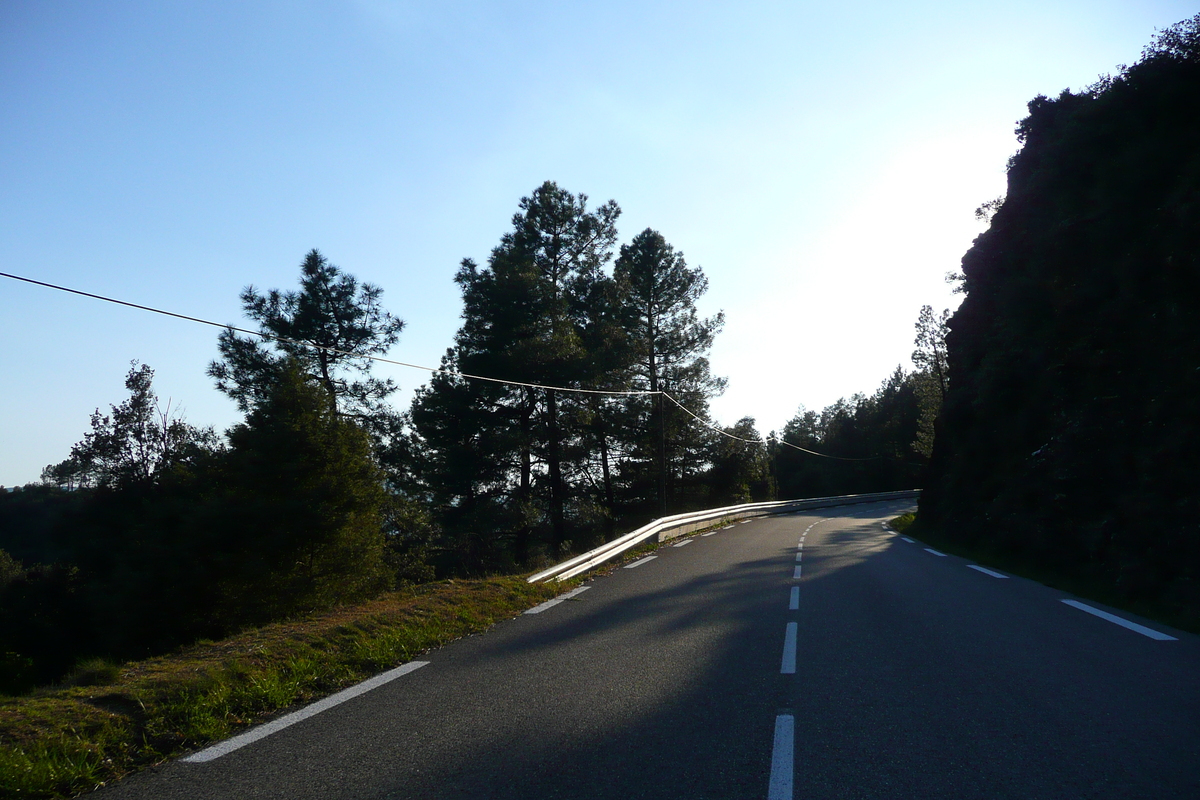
<box><xmin>0</xmin><ymin>576</ymin><xmax>568</xmax><ymax>799</ymax></box>
<box><xmin>1</xmin><ymin>514</ymin><xmax>757</xmax><ymax>798</ymax></box>
<box><xmin>889</xmin><ymin>513</ymin><xmax>1199</xmax><ymax>635</ymax></box>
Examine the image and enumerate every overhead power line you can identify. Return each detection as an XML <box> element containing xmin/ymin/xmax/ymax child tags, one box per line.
<box><xmin>0</xmin><ymin>270</ymin><xmax>881</xmax><ymax>461</ymax></box>
<box><xmin>658</xmin><ymin>390</ymin><xmax>880</xmax><ymax>460</ymax></box>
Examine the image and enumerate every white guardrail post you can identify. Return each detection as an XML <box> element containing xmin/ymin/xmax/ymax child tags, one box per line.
<box><xmin>527</xmin><ymin>490</ymin><xmax>920</xmax><ymax>583</ymax></box>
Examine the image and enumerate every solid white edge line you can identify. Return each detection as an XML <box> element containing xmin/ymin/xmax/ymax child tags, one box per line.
<box><xmin>966</xmin><ymin>564</ymin><xmax>1008</xmax><ymax>579</ymax></box>
<box><xmin>789</xmin><ymin>586</ymin><xmax>799</xmax><ymax>610</ymax></box>
<box><xmin>624</xmin><ymin>555</ymin><xmax>658</xmax><ymax>569</ymax></box>
<box><xmin>182</xmin><ymin>660</ymin><xmax>430</xmax><ymax>763</ymax></box>
<box><xmin>925</xmin><ymin>548</ymin><xmax>947</xmax><ymax>556</ymax></box>
<box><xmin>1061</xmin><ymin>599</ymin><xmax>1178</xmax><ymax>640</ymax></box>
<box><xmin>524</xmin><ymin>585</ymin><xmax>591</xmax><ymax>614</ymax></box>
<box><xmin>768</xmin><ymin>714</ymin><xmax>795</xmax><ymax>800</ymax></box>
<box><xmin>673</xmin><ymin>539</ymin><xmax>694</xmax><ymax>547</ymax></box>
<box><xmin>780</xmin><ymin>622</ymin><xmax>798</xmax><ymax>674</ymax></box>
<box><xmin>793</xmin><ymin>565</ymin><xmax>802</xmax><ymax>579</ymax></box>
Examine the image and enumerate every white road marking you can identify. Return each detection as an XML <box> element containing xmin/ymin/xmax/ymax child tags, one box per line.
<box><xmin>182</xmin><ymin>660</ymin><xmax>430</xmax><ymax>763</ymax></box>
<box><xmin>901</xmin><ymin>536</ymin><xmax>915</xmax><ymax>543</ymax></box>
<box><xmin>701</xmin><ymin>531</ymin><xmax>719</xmax><ymax>537</ymax></box>
<box><xmin>524</xmin><ymin>585</ymin><xmax>591</xmax><ymax>614</ymax></box>
<box><xmin>672</xmin><ymin>539</ymin><xmax>694</xmax><ymax>548</ymax></box>
<box><xmin>780</xmin><ymin>622</ymin><xmax>798</xmax><ymax>673</ymax></box>
<box><xmin>793</xmin><ymin>565</ymin><xmax>802</xmax><ymax>579</ymax></box>
<box><xmin>624</xmin><ymin>555</ymin><xmax>657</xmax><ymax>569</ymax></box>
<box><xmin>741</xmin><ymin>519</ymin><xmax>753</xmax><ymax>524</ymax></box>
<box><xmin>795</xmin><ymin>552</ymin><xmax>802</xmax><ymax>562</ymax></box>
<box><xmin>967</xmin><ymin>565</ymin><xmax>1008</xmax><ymax>578</ymax></box>
<box><xmin>925</xmin><ymin>548</ymin><xmax>947</xmax><ymax>557</ymax></box>
<box><xmin>767</xmin><ymin>714</ymin><xmax>795</xmax><ymax>800</ymax></box>
<box><xmin>789</xmin><ymin>586</ymin><xmax>799</xmax><ymax>610</ymax></box>
<box><xmin>1061</xmin><ymin>600</ymin><xmax>1178</xmax><ymax>640</ymax></box>
<box><xmin>721</xmin><ymin>525</ymin><xmax>735</xmax><ymax>530</ymax></box>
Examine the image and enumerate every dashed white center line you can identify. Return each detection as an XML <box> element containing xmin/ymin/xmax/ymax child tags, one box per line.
<box><xmin>721</xmin><ymin>525</ymin><xmax>735</xmax><ymax>530</ymax></box>
<box><xmin>780</xmin><ymin>622</ymin><xmax>798</xmax><ymax>673</ymax></box>
<box><xmin>672</xmin><ymin>539</ymin><xmax>694</xmax><ymax>548</ymax></box>
<box><xmin>1061</xmin><ymin>599</ymin><xmax>1178</xmax><ymax>640</ymax></box>
<box><xmin>967</xmin><ymin>564</ymin><xmax>1008</xmax><ymax>578</ymax></box>
<box><xmin>624</xmin><ymin>555</ymin><xmax>657</xmax><ymax>569</ymax></box>
<box><xmin>740</xmin><ymin>519</ymin><xmax>753</xmax><ymax>524</ymax></box>
<box><xmin>792</xmin><ymin>565</ymin><xmax>802</xmax><ymax>579</ymax></box>
<box><xmin>901</xmin><ymin>536</ymin><xmax>915</xmax><ymax>543</ymax></box>
<box><xmin>795</xmin><ymin>552</ymin><xmax>802</xmax><ymax>562</ymax></box>
<box><xmin>767</xmin><ymin>714</ymin><xmax>795</xmax><ymax>800</ymax></box>
<box><xmin>789</xmin><ymin>586</ymin><xmax>799</xmax><ymax>610</ymax></box>
<box><xmin>925</xmin><ymin>548</ymin><xmax>947</xmax><ymax>557</ymax></box>
<box><xmin>701</xmin><ymin>531</ymin><xmax>719</xmax><ymax>537</ymax></box>
<box><xmin>524</xmin><ymin>585</ymin><xmax>591</xmax><ymax>614</ymax></box>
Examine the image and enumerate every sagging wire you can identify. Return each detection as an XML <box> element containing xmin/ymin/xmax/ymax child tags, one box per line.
<box><xmin>1</xmin><ymin>270</ymin><xmax>880</xmax><ymax>461</ymax></box>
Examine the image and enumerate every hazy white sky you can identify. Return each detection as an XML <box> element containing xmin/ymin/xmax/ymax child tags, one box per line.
<box><xmin>1</xmin><ymin>1</ymin><xmax>1194</xmax><ymax>486</ymax></box>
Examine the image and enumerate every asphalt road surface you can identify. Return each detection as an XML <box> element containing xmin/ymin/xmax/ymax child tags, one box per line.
<box><xmin>97</xmin><ymin>500</ymin><xmax>1200</xmax><ymax>799</ymax></box>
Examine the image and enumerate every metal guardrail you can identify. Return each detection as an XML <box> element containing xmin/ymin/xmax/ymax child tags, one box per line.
<box><xmin>527</xmin><ymin>490</ymin><xmax>920</xmax><ymax>583</ymax></box>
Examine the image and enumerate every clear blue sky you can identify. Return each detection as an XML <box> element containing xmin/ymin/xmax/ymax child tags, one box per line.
<box><xmin>1</xmin><ymin>1</ymin><xmax>1193</xmax><ymax>486</ymax></box>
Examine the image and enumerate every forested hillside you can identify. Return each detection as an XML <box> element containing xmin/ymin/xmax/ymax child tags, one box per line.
<box><xmin>920</xmin><ymin>16</ymin><xmax>1200</xmax><ymax>617</ymax></box>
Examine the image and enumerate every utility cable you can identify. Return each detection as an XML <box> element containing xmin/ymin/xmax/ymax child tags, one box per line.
<box><xmin>2</xmin><ymin>270</ymin><xmax>885</xmax><ymax>461</ymax></box>
<box><xmin>659</xmin><ymin>390</ymin><xmax>882</xmax><ymax>460</ymax></box>
<box><xmin>0</xmin><ymin>271</ymin><xmax>654</xmax><ymax>397</ymax></box>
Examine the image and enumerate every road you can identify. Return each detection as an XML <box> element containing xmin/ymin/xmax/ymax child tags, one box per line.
<box><xmin>98</xmin><ymin>500</ymin><xmax>1200</xmax><ymax>799</ymax></box>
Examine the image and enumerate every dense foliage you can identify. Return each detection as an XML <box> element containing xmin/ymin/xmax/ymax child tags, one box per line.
<box><xmin>410</xmin><ymin>183</ymin><xmax>733</xmax><ymax>567</ymax></box>
<box><xmin>920</xmin><ymin>16</ymin><xmax>1200</xmax><ymax>615</ymax></box>
<box><xmin>774</xmin><ymin>366</ymin><xmax>935</xmax><ymax>499</ymax></box>
<box><xmin>2</xmin><ymin>362</ymin><xmax>391</xmax><ymax>691</ymax></box>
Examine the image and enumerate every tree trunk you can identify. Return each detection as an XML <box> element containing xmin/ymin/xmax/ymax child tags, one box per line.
<box><xmin>546</xmin><ymin>387</ymin><xmax>566</xmax><ymax>548</ymax></box>
<box><xmin>515</xmin><ymin>388</ymin><xmax>535</xmax><ymax>563</ymax></box>
<box><xmin>594</xmin><ymin>398</ymin><xmax>615</xmax><ymax>540</ymax></box>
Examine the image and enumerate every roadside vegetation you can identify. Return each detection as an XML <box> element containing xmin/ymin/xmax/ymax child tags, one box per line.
<box><xmin>0</xmin><ymin>576</ymin><xmax>566</xmax><ymax>800</ymax></box>
<box><xmin>919</xmin><ymin>15</ymin><xmax>1200</xmax><ymax>630</ymax></box>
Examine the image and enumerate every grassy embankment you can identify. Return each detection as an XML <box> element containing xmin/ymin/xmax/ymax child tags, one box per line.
<box><xmin>0</xmin><ymin>576</ymin><xmax>573</xmax><ymax>799</ymax></box>
<box><xmin>0</xmin><ymin>517</ymin><xmax>728</xmax><ymax>800</ymax></box>
<box><xmin>889</xmin><ymin>513</ymin><xmax>1199</xmax><ymax>635</ymax></box>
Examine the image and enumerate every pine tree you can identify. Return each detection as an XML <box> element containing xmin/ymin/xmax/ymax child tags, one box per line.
<box><xmin>208</xmin><ymin>249</ymin><xmax>404</xmax><ymax>438</ymax></box>
<box><xmin>613</xmin><ymin>228</ymin><xmax>725</xmax><ymax>515</ymax></box>
<box><xmin>413</xmin><ymin>182</ymin><xmax>621</xmax><ymax>560</ymax></box>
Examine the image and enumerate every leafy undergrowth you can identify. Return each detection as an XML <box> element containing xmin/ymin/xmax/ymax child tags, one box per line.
<box><xmin>890</xmin><ymin>514</ymin><xmax>1199</xmax><ymax>635</ymax></box>
<box><xmin>0</xmin><ymin>576</ymin><xmax>567</xmax><ymax>799</ymax></box>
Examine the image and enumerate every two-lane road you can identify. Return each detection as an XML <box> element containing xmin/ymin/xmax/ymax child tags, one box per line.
<box><xmin>99</xmin><ymin>501</ymin><xmax>1200</xmax><ymax>799</ymax></box>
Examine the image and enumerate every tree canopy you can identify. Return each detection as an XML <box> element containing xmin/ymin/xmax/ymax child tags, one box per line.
<box><xmin>209</xmin><ymin>249</ymin><xmax>404</xmax><ymax>423</ymax></box>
